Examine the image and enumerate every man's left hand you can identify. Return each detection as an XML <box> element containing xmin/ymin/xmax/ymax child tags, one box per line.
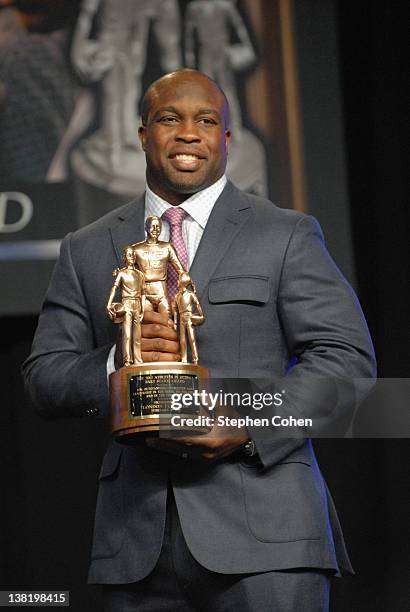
<box><xmin>146</xmin><ymin>406</ymin><xmax>249</xmax><ymax>461</ymax></box>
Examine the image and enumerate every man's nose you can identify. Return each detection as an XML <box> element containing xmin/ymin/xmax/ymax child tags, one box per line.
<box><xmin>175</xmin><ymin>121</ymin><xmax>201</xmax><ymax>142</ymax></box>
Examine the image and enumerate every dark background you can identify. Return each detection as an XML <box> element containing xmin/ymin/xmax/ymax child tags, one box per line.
<box><xmin>1</xmin><ymin>2</ymin><xmax>409</xmax><ymax>611</ymax></box>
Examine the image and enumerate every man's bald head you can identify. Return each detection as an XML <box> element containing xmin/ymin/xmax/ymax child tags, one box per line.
<box><xmin>140</xmin><ymin>69</ymin><xmax>230</xmax><ymax>129</ymax></box>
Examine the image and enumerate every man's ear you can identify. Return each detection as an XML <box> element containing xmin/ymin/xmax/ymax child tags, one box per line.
<box><xmin>138</xmin><ymin>126</ymin><xmax>146</xmax><ymax>151</ymax></box>
<box><xmin>225</xmin><ymin>129</ymin><xmax>231</xmax><ymax>149</ymax></box>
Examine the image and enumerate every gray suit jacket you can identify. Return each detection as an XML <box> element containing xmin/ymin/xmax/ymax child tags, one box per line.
<box><xmin>23</xmin><ymin>181</ymin><xmax>376</xmax><ymax>584</ymax></box>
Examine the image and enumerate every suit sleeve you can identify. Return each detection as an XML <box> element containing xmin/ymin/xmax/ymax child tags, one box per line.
<box><xmin>22</xmin><ymin>233</ymin><xmax>112</xmax><ymax>418</ymax></box>
<box><xmin>248</xmin><ymin>215</ymin><xmax>377</xmax><ymax>468</ymax></box>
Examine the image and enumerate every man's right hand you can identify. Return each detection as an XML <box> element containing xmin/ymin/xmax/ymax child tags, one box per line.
<box><xmin>114</xmin><ymin>310</ymin><xmax>180</xmax><ymax>368</ymax></box>
<box><xmin>141</xmin><ymin>310</ymin><xmax>180</xmax><ymax>362</ymax></box>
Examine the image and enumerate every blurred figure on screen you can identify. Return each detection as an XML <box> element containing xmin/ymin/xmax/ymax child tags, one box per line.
<box><xmin>185</xmin><ymin>0</ymin><xmax>255</xmax><ymax>137</ymax></box>
<box><xmin>0</xmin><ymin>3</ymin><xmax>77</xmax><ymax>182</ymax></box>
<box><xmin>184</xmin><ymin>0</ymin><xmax>267</xmax><ymax>196</ymax></box>
<box><xmin>71</xmin><ymin>0</ymin><xmax>182</xmax><ymax>172</ymax></box>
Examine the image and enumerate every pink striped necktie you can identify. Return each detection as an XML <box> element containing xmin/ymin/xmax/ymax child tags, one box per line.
<box><xmin>162</xmin><ymin>207</ymin><xmax>188</xmax><ymax>301</ymax></box>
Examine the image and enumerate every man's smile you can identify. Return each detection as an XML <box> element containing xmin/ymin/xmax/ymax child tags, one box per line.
<box><xmin>169</xmin><ymin>153</ymin><xmax>205</xmax><ymax>171</ymax></box>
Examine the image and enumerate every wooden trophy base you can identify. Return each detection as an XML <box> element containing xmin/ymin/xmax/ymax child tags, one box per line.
<box><xmin>110</xmin><ymin>362</ymin><xmax>210</xmax><ymax>443</ymax></box>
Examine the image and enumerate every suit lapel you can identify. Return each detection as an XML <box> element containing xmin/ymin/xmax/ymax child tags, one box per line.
<box><xmin>189</xmin><ymin>182</ymin><xmax>252</xmax><ymax>300</ymax></box>
<box><xmin>109</xmin><ymin>195</ymin><xmax>146</xmax><ymax>266</ymax></box>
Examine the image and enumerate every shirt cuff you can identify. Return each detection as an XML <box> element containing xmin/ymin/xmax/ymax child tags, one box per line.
<box><xmin>106</xmin><ymin>344</ymin><xmax>116</xmax><ymax>383</ymax></box>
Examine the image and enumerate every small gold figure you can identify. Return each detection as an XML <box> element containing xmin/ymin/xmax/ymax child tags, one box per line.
<box><xmin>129</xmin><ymin>215</ymin><xmax>185</xmax><ymax>318</ymax></box>
<box><xmin>106</xmin><ymin>246</ymin><xmax>145</xmax><ymax>366</ymax></box>
<box><xmin>173</xmin><ymin>273</ymin><xmax>205</xmax><ymax>365</ymax></box>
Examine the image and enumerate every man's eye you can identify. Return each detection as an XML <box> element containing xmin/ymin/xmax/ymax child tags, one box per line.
<box><xmin>159</xmin><ymin>116</ymin><xmax>178</xmax><ymax>123</ymax></box>
<box><xmin>199</xmin><ymin>118</ymin><xmax>217</xmax><ymax>125</ymax></box>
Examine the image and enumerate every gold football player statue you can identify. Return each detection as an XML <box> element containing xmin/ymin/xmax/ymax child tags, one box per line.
<box><xmin>173</xmin><ymin>273</ymin><xmax>205</xmax><ymax>365</ymax></box>
<box><xmin>106</xmin><ymin>246</ymin><xmax>145</xmax><ymax>366</ymax></box>
<box><xmin>130</xmin><ymin>215</ymin><xmax>185</xmax><ymax>318</ymax></box>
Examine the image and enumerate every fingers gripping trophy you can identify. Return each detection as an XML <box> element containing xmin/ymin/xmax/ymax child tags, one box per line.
<box><xmin>107</xmin><ymin>215</ymin><xmax>208</xmax><ymax>440</ymax></box>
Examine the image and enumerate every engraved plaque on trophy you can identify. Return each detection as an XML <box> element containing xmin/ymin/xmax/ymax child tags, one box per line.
<box><xmin>107</xmin><ymin>217</ymin><xmax>209</xmax><ymax>442</ymax></box>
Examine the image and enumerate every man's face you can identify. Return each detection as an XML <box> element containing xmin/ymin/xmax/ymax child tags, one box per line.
<box><xmin>139</xmin><ymin>74</ymin><xmax>231</xmax><ymax>205</ymax></box>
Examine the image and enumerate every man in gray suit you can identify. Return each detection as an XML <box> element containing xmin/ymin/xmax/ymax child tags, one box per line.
<box><xmin>23</xmin><ymin>69</ymin><xmax>376</xmax><ymax>611</ymax></box>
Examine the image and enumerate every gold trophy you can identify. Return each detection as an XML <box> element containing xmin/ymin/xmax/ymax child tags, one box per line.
<box><xmin>107</xmin><ymin>216</ymin><xmax>208</xmax><ymax>441</ymax></box>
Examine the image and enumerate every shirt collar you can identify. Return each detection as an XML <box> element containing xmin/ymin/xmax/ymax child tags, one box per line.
<box><xmin>145</xmin><ymin>175</ymin><xmax>227</xmax><ymax>228</ymax></box>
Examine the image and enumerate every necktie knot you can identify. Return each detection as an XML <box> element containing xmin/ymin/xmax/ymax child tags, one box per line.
<box><xmin>162</xmin><ymin>207</ymin><xmax>187</xmax><ymax>228</ymax></box>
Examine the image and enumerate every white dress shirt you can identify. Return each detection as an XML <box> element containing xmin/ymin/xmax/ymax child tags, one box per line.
<box><xmin>107</xmin><ymin>175</ymin><xmax>227</xmax><ymax>377</ymax></box>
